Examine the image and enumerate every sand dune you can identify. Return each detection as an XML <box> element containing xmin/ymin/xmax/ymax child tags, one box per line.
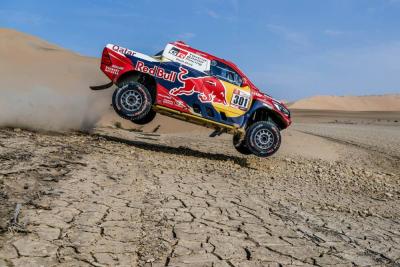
<box><xmin>0</xmin><ymin>28</ymin><xmax>109</xmax><ymax>131</ymax></box>
<box><xmin>0</xmin><ymin>28</ymin><xmax>202</xmax><ymax>133</ymax></box>
<box><xmin>290</xmin><ymin>95</ymin><xmax>400</xmax><ymax>111</ymax></box>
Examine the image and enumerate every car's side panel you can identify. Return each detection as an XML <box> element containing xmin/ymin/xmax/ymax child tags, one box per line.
<box><xmin>108</xmin><ymin>51</ymin><xmax>250</xmax><ymax>127</ymax></box>
<box><xmin>210</xmin><ymin>80</ymin><xmax>253</xmax><ymax>118</ymax></box>
<box><xmin>156</xmin><ymin>84</ymin><xmax>192</xmax><ymax>113</ymax></box>
<box><xmin>163</xmin><ymin>66</ymin><xmax>249</xmax><ymax>127</ymax></box>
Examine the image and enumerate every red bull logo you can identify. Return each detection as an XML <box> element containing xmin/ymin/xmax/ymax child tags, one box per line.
<box><xmin>135</xmin><ymin>61</ymin><xmax>177</xmax><ymax>82</ymax></box>
<box><xmin>169</xmin><ymin>67</ymin><xmax>227</xmax><ymax>105</ymax></box>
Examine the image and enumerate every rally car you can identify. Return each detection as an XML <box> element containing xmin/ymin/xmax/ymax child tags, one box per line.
<box><xmin>91</xmin><ymin>41</ymin><xmax>291</xmax><ymax>157</ymax></box>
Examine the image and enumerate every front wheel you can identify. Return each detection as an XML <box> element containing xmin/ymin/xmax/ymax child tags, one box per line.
<box><xmin>245</xmin><ymin>121</ymin><xmax>281</xmax><ymax>157</ymax></box>
<box><xmin>112</xmin><ymin>82</ymin><xmax>153</xmax><ymax>121</ymax></box>
<box><xmin>233</xmin><ymin>134</ymin><xmax>252</xmax><ymax>155</ymax></box>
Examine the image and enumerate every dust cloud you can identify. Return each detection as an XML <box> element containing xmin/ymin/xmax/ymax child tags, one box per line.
<box><xmin>0</xmin><ymin>85</ymin><xmax>113</xmax><ymax>132</ymax></box>
<box><xmin>0</xmin><ymin>28</ymin><xmax>118</xmax><ymax>132</ymax></box>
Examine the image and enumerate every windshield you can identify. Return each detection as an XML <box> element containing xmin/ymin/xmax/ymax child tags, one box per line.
<box><xmin>210</xmin><ymin>60</ymin><xmax>243</xmax><ymax>86</ymax></box>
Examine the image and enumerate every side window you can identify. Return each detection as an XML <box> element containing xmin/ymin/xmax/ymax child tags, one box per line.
<box><xmin>210</xmin><ymin>60</ymin><xmax>243</xmax><ymax>86</ymax></box>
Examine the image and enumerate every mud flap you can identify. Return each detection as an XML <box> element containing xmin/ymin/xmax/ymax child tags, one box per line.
<box><xmin>90</xmin><ymin>81</ymin><xmax>114</xmax><ymax>90</ymax></box>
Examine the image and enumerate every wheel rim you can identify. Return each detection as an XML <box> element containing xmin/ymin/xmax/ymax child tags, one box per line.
<box><xmin>254</xmin><ymin>129</ymin><xmax>274</xmax><ymax>150</ymax></box>
<box><xmin>120</xmin><ymin>90</ymin><xmax>143</xmax><ymax>112</ymax></box>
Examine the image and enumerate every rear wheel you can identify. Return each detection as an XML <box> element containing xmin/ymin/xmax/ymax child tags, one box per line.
<box><xmin>245</xmin><ymin>121</ymin><xmax>281</xmax><ymax>157</ymax></box>
<box><xmin>112</xmin><ymin>81</ymin><xmax>153</xmax><ymax>121</ymax></box>
<box><xmin>233</xmin><ymin>134</ymin><xmax>252</xmax><ymax>155</ymax></box>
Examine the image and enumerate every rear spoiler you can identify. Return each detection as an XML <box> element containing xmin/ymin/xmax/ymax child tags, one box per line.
<box><xmin>89</xmin><ymin>81</ymin><xmax>114</xmax><ymax>90</ymax></box>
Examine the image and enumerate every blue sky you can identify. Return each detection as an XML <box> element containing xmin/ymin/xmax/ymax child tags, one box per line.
<box><xmin>1</xmin><ymin>0</ymin><xmax>399</xmax><ymax>100</ymax></box>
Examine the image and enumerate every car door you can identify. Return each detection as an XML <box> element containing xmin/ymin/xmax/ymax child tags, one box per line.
<box><xmin>205</xmin><ymin>60</ymin><xmax>253</xmax><ymax>119</ymax></box>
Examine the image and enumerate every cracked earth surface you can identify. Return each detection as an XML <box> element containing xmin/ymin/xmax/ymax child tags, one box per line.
<box><xmin>0</xmin><ymin>122</ymin><xmax>399</xmax><ymax>267</ymax></box>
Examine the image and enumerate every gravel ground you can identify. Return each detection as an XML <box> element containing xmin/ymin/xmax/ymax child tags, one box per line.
<box><xmin>0</xmin><ymin>124</ymin><xmax>399</xmax><ymax>267</ymax></box>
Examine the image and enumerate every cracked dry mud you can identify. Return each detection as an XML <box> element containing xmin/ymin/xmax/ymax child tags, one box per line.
<box><xmin>0</xmin><ymin>122</ymin><xmax>399</xmax><ymax>267</ymax></box>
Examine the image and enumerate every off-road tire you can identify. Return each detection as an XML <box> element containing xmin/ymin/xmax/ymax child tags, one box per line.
<box><xmin>131</xmin><ymin>109</ymin><xmax>157</xmax><ymax>125</ymax></box>
<box><xmin>233</xmin><ymin>134</ymin><xmax>252</xmax><ymax>155</ymax></box>
<box><xmin>112</xmin><ymin>82</ymin><xmax>152</xmax><ymax>121</ymax></box>
<box><xmin>245</xmin><ymin>121</ymin><xmax>281</xmax><ymax>157</ymax></box>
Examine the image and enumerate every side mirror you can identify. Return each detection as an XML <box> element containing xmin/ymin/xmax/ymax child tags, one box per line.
<box><xmin>241</xmin><ymin>78</ymin><xmax>249</xmax><ymax>87</ymax></box>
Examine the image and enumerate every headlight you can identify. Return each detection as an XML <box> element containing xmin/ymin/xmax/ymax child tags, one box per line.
<box><xmin>273</xmin><ymin>101</ymin><xmax>291</xmax><ymax>118</ymax></box>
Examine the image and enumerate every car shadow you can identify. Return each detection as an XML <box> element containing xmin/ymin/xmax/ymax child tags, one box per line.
<box><xmin>92</xmin><ymin>133</ymin><xmax>252</xmax><ymax>168</ymax></box>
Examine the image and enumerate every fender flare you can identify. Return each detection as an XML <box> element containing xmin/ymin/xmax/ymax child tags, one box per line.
<box><xmin>115</xmin><ymin>70</ymin><xmax>158</xmax><ymax>104</ymax></box>
<box><xmin>244</xmin><ymin>100</ymin><xmax>289</xmax><ymax>130</ymax></box>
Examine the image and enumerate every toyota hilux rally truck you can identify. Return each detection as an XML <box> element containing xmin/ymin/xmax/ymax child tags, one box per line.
<box><xmin>91</xmin><ymin>41</ymin><xmax>291</xmax><ymax>157</ymax></box>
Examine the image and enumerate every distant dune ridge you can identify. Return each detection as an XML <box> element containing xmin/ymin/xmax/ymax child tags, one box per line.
<box><xmin>289</xmin><ymin>95</ymin><xmax>400</xmax><ymax>111</ymax></box>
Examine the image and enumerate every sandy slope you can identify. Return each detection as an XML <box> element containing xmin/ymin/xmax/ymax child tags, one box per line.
<box><xmin>0</xmin><ymin>28</ymin><xmax>102</xmax><ymax>91</ymax></box>
<box><xmin>290</xmin><ymin>94</ymin><xmax>400</xmax><ymax>111</ymax></box>
<box><xmin>0</xmin><ymin>28</ymin><xmax>202</xmax><ymax>133</ymax></box>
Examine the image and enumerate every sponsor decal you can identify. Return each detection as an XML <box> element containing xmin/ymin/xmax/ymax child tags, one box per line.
<box><xmin>135</xmin><ymin>61</ymin><xmax>177</xmax><ymax>82</ymax></box>
<box><xmin>230</xmin><ymin>89</ymin><xmax>251</xmax><ymax>110</ymax></box>
<box><xmin>185</xmin><ymin>53</ymin><xmax>208</xmax><ymax>67</ymax></box>
<box><xmin>158</xmin><ymin>91</ymin><xmax>190</xmax><ymax>111</ymax></box>
<box><xmin>106</xmin><ymin>44</ymin><xmax>157</xmax><ymax>62</ymax></box>
<box><xmin>169</xmin><ymin>68</ymin><xmax>227</xmax><ymax>105</ymax></box>
<box><xmin>111</xmin><ymin>45</ymin><xmax>136</xmax><ymax>56</ymax></box>
<box><xmin>172</xmin><ymin>52</ymin><xmax>209</xmax><ymax>69</ymax></box>
<box><xmin>175</xmin><ymin>99</ymin><xmax>187</xmax><ymax>108</ymax></box>
<box><xmin>169</xmin><ymin>47</ymin><xmax>188</xmax><ymax>59</ymax></box>
<box><xmin>161</xmin><ymin>98</ymin><xmax>174</xmax><ymax>105</ymax></box>
<box><xmin>163</xmin><ymin>44</ymin><xmax>210</xmax><ymax>72</ymax></box>
<box><xmin>104</xmin><ymin>65</ymin><xmax>123</xmax><ymax>75</ymax></box>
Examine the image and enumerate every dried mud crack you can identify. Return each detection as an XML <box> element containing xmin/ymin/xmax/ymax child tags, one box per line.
<box><xmin>0</xmin><ymin>126</ymin><xmax>399</xmax><ymax>267</ymax></box>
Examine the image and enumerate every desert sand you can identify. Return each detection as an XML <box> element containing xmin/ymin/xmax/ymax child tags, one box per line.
<box><xmin>0</xmin><ymin>29</ymin><xmax>399</xmax><ymax>266</ymax></box>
